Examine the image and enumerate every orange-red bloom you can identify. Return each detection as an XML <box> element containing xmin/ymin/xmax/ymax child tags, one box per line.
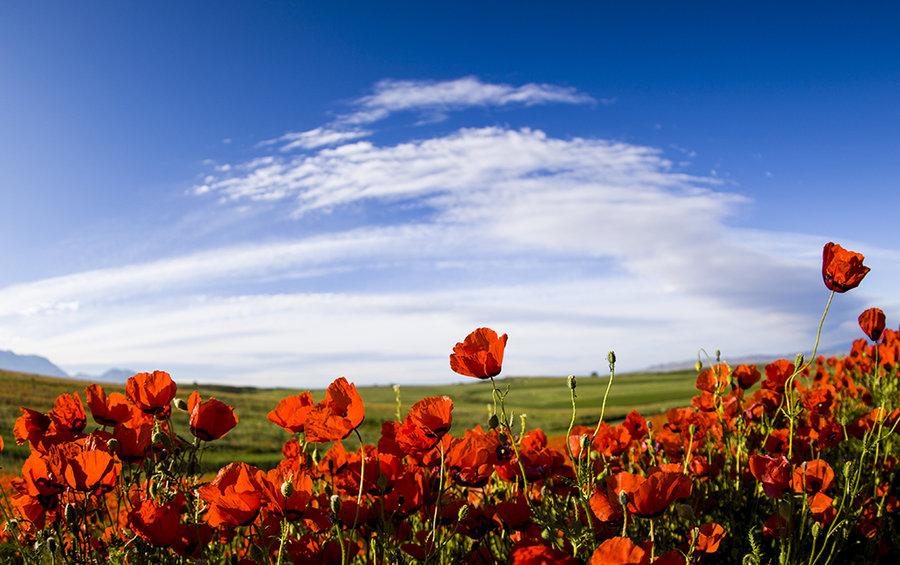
<box><xmin>304</xmin><ymin>377</ymin><xmax>365</xmax><ymax>443</ymax></box>
<box><xmin>267</xmin><ymin>392</ymin><xmax>315</xmax><ymax>434</ymax></box>
<box><xmin>858</xmin><ymin>307</ymin><xmax>886</xmax><ymax>342</ymax></box>
<box><xmin>48</xmin><ymin>393</ymin><xmax>87</xmax><ymax>434</ymax></box>
<box><xmin>589</xmin><ymin>537</ymin><xmax>649</xmax><ymax>565</ymax></box>
<box><xmin>822</xmin><ymin>242</ymin><xmax>869</xmax><ymax>293</ymax></box>
<box><xmin>62</xmin><ymin>449</ymin><xmax>119</xmax><ymax>495</ymax></box>
<box><xmin>733</xmin><ymin>364</ymin><xmax>761</xmax><ymax>389</ymax></box>
<box><xmin>693</xmin><ymin>522</ymin><xmax>727</xmax><ymax>553</ymax></box>
<box><xmin>791</xmin><ymin>459</ymin><xmax>834</xmax><ymax>494</ymax></box>
<box><xmin>197</xmin><ymin>462</ymin><xmax>267</xmax><ymax>528</ymax></box>
<box><xmin>85</xmin><ymin>384</ymin><xmax>135</xmax><ymax>426</ymax></box>
<box><xmin>13</xmin><ymin>407</ymin><xmax>52</xmax><ymax>448</ymax></box>
<box><xmin>126</xmin><ymin>371</ymin><xmax>177</xmax><ymax>417</ymax></box>
<box><xmin>187</xmin><ymin>391</ymin><xmax>238</xmax><ymax>441</ymax></box>
<box><xmin>749</xmin><ymin>454</ymin><xmax>791</xmax><ymax>498</ymax></box>
<box><xmin>449</xmin><ymin>327</ymin><xmax>508</xmax><ymax>379</ymax></box>
<box><xmin>128</xmin><ymin>495</ymin><xmax>185</xmax><ymax>546</ymax></box>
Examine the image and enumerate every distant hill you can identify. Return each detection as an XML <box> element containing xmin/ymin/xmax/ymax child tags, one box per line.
<box><xmin>73</xmin><ymin>368</ymin><xmax>136</xmax><ymax>383</ymax></box>
<box><xmin>0</xmin><ymin>349</ymin><xmax>68</xmax><ymax>378</ymax></box>
<box><xmin>641</xmin><ymin>343</ymin><xmax>851</xmax><ymax>373</ymax></box>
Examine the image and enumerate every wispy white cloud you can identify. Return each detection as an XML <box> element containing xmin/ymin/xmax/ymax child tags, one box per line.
<box><xmin>338</xmin><ymin>76</ymin><xmax>596</xmax><ymax>125</ymax></box>
<box><xmin>259</xmin><ymin>127</ymin><xmax>372</xmax><ymax>151</ymax></box>
<box><xmin>2</xmin><ymin>77</ymin><xmax>890</xmax><ymax>386</ymax></box>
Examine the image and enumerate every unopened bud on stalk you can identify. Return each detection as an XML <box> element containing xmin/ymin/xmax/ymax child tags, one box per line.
<box><xmin>795</xmin><ymin>353</ymin><xmax>805</xmax><ymax>367</ymax></box>
<box><xmin>715</xmin><ymin>349</ymin><xmax>721</xmax><ymax>362</ymax></box>
<box><xmin>329</xmin><ymin>494</ymin><xmax>342</xmax><ymax>515</ymax></box>
<box><xmin>607</xmin><ymin>351</ymin><xmax>616</xmax><ymax>366</ymax></box>
<box><xmin>151</xmin><ymin>429</ymin><xmax>167</xmax><ymax>446</ymax></box>
<box><xmin>567</xmin><ymin>375</ymin><xmax>576</xmax><ymax>390</ymax></box>
<box><xmin>106</xmin><ymin>438</ymin><xmax>119</xmax><ymax>454</ymax></box>
<box><xmin>174</xmin><ymin>397</ymin><xmax>189</xmax><ymax>411</ymax></box>
<box><xmin>457</xmin><ymin>504</ymin><xmax>470</xmax><ymax>521</ymax></box>
<box><xmin>64</xmin><ymin>503</ymin><xmax>76</xmax><ymax>522</ymax></box>
<box><xmin>688</xmin><ymin>424</ymin><xmax>697</xmax><ymax>436</ymax></box>
<box><xmin>617</xmin><ymin>490</ymin><xmax>629</xmax><ymax>508</ymax></box>
<box><xmin>695</xmin><ymin>359</ymin><xmax>703</xmax><ymax>373</ymax></box>
<box><xmin>488</xmin><ymin>414</ymin><xmax>500</xmax><ymax>430</ymax></box>
<box><xmin>541</xmin><ymin>528</ymin><xmax>552</xmax><ymax>541</ymax></box>
<box><xmin>691</xmin><ymin>526</ymin><xmax>700</xmax><ymax>541</ymax></box>
<box><xmin>6</xmin><ymin>519</ymin><xmax>17</xmax><ymax>531</ymax></box>
<box><xmin>46</xmin><ymin>537</ymin><xmax>57</xmax><ymax>553</ymax></box>
<box><xmin>580</xmin><ymin>434</ymin><xmax>591</xmax><ymax>453</ymax></box>
<box><xmin>280</xmin><ymin>477</ymin><xmax>294</xmax><ymax>498</ymax></box>
<box><xmin>811</xmin><ymin>521</ymin><xmax>821</xmax><ymax>539</ymax></box>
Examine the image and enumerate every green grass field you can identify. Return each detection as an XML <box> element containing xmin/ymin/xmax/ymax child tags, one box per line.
<box><xmin>0</xmin><ymin>368</ymin><xmax>697</xmax><ymax>472</ymax></box>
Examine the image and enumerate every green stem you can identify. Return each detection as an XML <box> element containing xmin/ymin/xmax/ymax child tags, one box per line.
<box><xmin>352</xmin><ymin>429</ymin><xmax>366</xmax><ymax>532</ymax></box>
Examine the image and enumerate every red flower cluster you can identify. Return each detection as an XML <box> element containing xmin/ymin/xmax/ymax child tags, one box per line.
<box><xmin>1</xmin><ymin>242</ymin><xmax>896</xmax><ymax>563</ymax></box>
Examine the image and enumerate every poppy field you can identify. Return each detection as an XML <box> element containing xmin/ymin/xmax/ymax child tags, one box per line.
<box><xmin>0</xmin><ymin>241</ymin><xmax>897</xmax><ymax>564</ymax></box>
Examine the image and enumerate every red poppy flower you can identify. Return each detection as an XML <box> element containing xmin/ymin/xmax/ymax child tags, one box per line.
<box><xmin>128</xmin><ymin>495</ymin><xmax>185</xmax><ymax>546</ymax></box>
<box><xmin>822</xmin><ymin>242</ymin><xmax>869</xmax><ymax>293</ymax></box>
<box><xmin>858</xmin><ymin>308</ymin><xmax>886</xmax><ymax>342</ymax></box>
<box><xmin>512</xmin><ymin>542</ymin><xmax>579</xmax><ymax>565</ymax></box>
<box><xmin>695</xmin><ymin>363</ymin><xmax>730</xmax><ymax>394</ymax></box>
<box><xmin>261</xmin><ymin>467</ymin><xmax>314</xmax><ymax>521</ymax></box>
<box><xmin>449</xmin><ymin>327</ymin><xmax>508</xmax><ymax>379</ymax></box>
<box><xmin>187</xmin><ymin>391</ymin><xmax>238</xmax><ymax>441</ymax></box>
<box><xmin>406</xmin><ymin>396</ymin><xmax>453</xmax><ymax>439</ymax></box>
<box><xmin>791</xmin><ymin>459</ymin><xmax>834</xmax><ymax>494</ymax></box>
<box><xmin>197</xmin><ymin>462</ymin><xmax>267</xmax><ymax>528</ymax></box>
<box><xmin>733</xmin><ymin>364</ymin><xmax>761</xmax><ymax>389</ymax></box>
<box><xmin>48</xmin><ymin>393</ymin><xmax>87</xmax><ymax>434</ymax></box>
<box><xmin>628</xmin><ymin>470</ymin><xmax>692</xmax><ymax>518</ymax></box>
<box><xmin>589</xmin><ymin>537</ymin><xmax>649</xmax><ymax>565</ymax></box>
<box><xmin>85</xmin><ymin>384</ymin><xmax>135</xmax><ymax>427</ymax></box>
<box><xmin>447</xmin><ymin>426</ymin><xmax>500</xmax><ymax>487</ymax></box>
<box><xmin>304</xmin><ymin>377</ymin><xmax>365</xmax><ymax>443</ymax></box>
<box><xmin>13</xmin><ymin>407</ymin><xmax>52</xmax><ymax>448</ymax></box>
<box><xmin>113</xmin><ymin>415</ymin><xmax>154</xmax><ymax>464</ymax></box>
<box><xmin>693</xmin><ymin>522</ymin><xmax>727</xmax><ymax>553</ymax></box>
<box><xmin>761</xmin><ymin>359</ymin><xmax>795</xmax><ymax>391</ymax></box>
<box><xmin>267</xmin><ymin>392</ymin><xmax>315</xmax><ymax>434</ymax></box>
<box><xmin>126</xmin><ymin>371</ymin><xmax>177</xmax><ymax>417</ymax></box>
<box><xmin>808</xmin><ymin>492</ymin><xmax>836</xmax><ymax>524</ymax></box>
<box><xmin>749</xmin><ymin>454</ymin><xmax>791</xmax><ymax>498</ymax></box>
<box><xmin>63</xmin><ymin>449</ymin><xmax>119</xmax><ymax>495</ymax></box>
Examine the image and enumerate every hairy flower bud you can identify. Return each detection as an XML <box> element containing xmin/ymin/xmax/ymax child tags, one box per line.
<box><xmin>106</xmin><ymin>438</ymin><xmax>119</xmax><ymax>454</ymax></box>
<box><xmin>567</xmin><ymin>375</ymin><xmax>576</xmax><ymax>390</ymax></box>
<box><xmin>607</xmin><ymin>351</ymin><xmax>616</xmax><ymax>366</ymax></box>
<box><xmin>174</xmin><ymin>397</ymin><xmax>189</xmax><ymax>411</ymax></box>
<box><xmin>64</xmin><ymin>503</ymin><xmax>76</xmax><ymax>523</ymax></box>
<box><xmin>488</xmin><ymin>414</ymin><xmax>500</xmax><ymax>430</ymax></box>
<box><xmin>695</xmin><ymin>359</ymin><xmax>703</xmax><ymax>373</ymax></box>
<box><xmin>795</xmin><ymin>353</ymin><xmax>805</xmax><ymax>368</ymax></box>
<box><xmin>280</xmin><ymin>478</ymin><xmax>294</xmax><ymax>498</ymax></box>
<box><xmin>329</xmin><ymin>494</ymin><xmax>342</xmax><ymax>515</ymax></box>
<box><xmin>457</xmin><ymin>504</ymin><xmax>470</xmax><ymax>521</ymax></box>
<box><xmin>617</xmin><ymin>490</ymin><xmax>629</xmax><ymax>508</ymax></box>
<box><xmin>580</xmin><ymin>434</ymin><xmax>591</xmax><ymax>453</ymax></box>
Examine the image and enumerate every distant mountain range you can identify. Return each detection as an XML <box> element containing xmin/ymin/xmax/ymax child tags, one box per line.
<box><xmin>0</xmin><ymin>349</ymin><xmax>134</xmax><ymax>382</ymax></box>
<box><xmin>641</xmin><ymin>343</ymin><xmax>852</xmax><ymax>373</ymax></box>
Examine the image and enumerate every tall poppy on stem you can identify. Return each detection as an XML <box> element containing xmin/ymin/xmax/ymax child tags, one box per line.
<box><xmin>304</xmin><ymin>377</ymin><xmax>365</xmax><ymax>443</ymax></box>
<box><xmin>822</xmin><ymin>242</ymin><xmax>869</xmax><ymax>293</ymax></box>
<box><xmin>858</xmin><ymin>308</ymin><xmax>886</xmax><ymax>342</ymax></box>
<box><xmin>187</xmin><ymin>391</ymin><xmax>238</xmax><ymax>441</ymax></box>
<box><xmin>449</xmin><ymin>327</ymin><xmax>507</xmax><ymax>379</ymax></box>
<box><xmin>267</xmin><ymin>392</ymin><xmax>315</xmax><ymax>434</ymax></box>
<box><xmin>126</xmin><ymin>371</ymin><xmax>177</xmax><ymax>418</ymax></box>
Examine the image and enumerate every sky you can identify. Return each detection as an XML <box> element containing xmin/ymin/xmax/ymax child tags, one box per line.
<box><xmin>1</xmin><ymin>1</ymin><xmax>899</xmax><ymax>386</ymax></box>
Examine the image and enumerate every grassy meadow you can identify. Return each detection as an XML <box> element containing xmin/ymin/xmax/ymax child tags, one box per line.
<box><xmin>0</xmin><ymin>368</ymin><xmax>697</xmax><ymax>472</ymax></box>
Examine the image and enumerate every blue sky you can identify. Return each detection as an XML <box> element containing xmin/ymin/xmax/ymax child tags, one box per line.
<box><xmin>1</xmin><ymin>2</ymin><xmax>898</xmax><ymax>385</ymax></box>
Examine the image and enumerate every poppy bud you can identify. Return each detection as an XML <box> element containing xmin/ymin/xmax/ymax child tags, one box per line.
<box><xmin>715</xmin><ymin>349</ymin><xmax>721</xmax><ymax>362</ymax></box>
<box><xmin>148</xmin><ymin>480</ymin><xmax>158</xmax><ymax>498</ymax></box>
<box><xmin>324</xmin><ymin>484</ymin><xmax>333</xmax><ymax>497</ymax></box>
<box><xmin>106</xmin><ymin>437</ymin><xmax>119</xmax><ymax>454</ymax></box>
<box><xmin>607</xmin><ymin>351</ymin><xmax>616</xmax><ymax>366</ymax></box>
<box><xmin>174</xmin><ymin>397</ymin><xmax>189</xmax><ymax>411</ymax></box>
<box><xmin>617</xmin><ymin>490</ymin><xmax>629</xmax><ymax>508</ymax></box>
<box><xmin>811</xmin><ymin>521</ymin><xmax>821</xmax><ymax>539</ymax></box>
<box><xmin>46</xmin><ymin>537</ymin><xmax>57</xmax><ymax>553</ymax></box>
<box><xmin>488</xmin><ymin>414</ymin><xmax>500</xmax><ymax>429</ymax></box>
<box><xmin>541</xmin><ymin>528</ymin><xmax>552</xmax><ymax>540</ymax></box>
<box><xmin>795</xmin><ymin>353</ymin><xmax>805</xmax><ymax>368</ymax></box>
<box><xmin>6</xmin><ymin>519</ymin><xmax>17</xmax><ymax>531</ymax></box>
<box><xmin>695</xmin><ymin>359</ymin><xmax>703</xmax><ymax>373</ymax></box>
<box><xmin>688</xmin><ymin>424</ymin><xmax>697</xmax><ymax>436</ymax></box>
<box><xmin>567</xmin><ymin>375</ymin><xmax>576</xmax><ymax>390</ymax></box>
<box><xmin>152</xmin><ymin>429</ymin><xmax>168</xmax><ymax>446</ymax></box>
<box><xmin>281</xmin><ymin>478</ymin><xmax>294</xmax><ymax>498</ymax></box>
<box><xmin>457</xmin><ymin>504</ymin><xmax>469</xmax><ymax>521</ymax></box>
<box><xmin>580</xmin><ymin>434</ymin><xmax>591</xmax><ymax>453</ymax></box>
<box><xmin>64</xmin><ymin>503</ymin><xmax>76</xmax><ymax>522</ymax></box>
<box><xmin>329</xmin><ymin>494</ymin><xmax>342</xmax><ymax>515</ymax></box>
